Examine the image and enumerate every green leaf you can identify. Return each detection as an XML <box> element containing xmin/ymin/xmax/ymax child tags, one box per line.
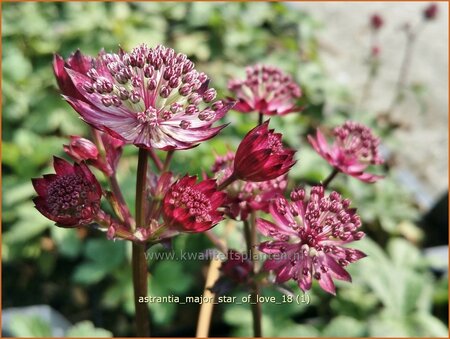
<box><xmin>51</xmin><ymin>227</ymin><xmax>82</xmax><ymax>259</ymax></box>
<box><xmin>3</xmin><ymin>214</ymin><xmax>50</xmax><ymax>244</ymax></box>
<box><xmin>277</xmin><ymin>323</ymin><xmax>320</xmax><ymax>337</ymax></box>
<box><xmin>66</xmin><ymin>320</ymin><xmax>112</xmax><ymax>337</ymax></box>
<box><xmin>412</xmin><ymin>313</ymin><xmax>449</xmax><ymax>337</ymax></box>
<box><xmin>72</xmin><ymin>262</ymin><xmax>110</xmax><ymax>285</ymax></box>
<box><xmin>8</xmin><ymin>314</ymin><xmax>52</xmax><ymax>337</ymax></box>
<box><xmin>84</xmin><ymin>238</ymin><xmax>125</xmax><ymax>270</ymax></box>
<box><xmin>322</xmin><ymin>316</ymin><xmax>366</xmax><ymax>337</ymax></box>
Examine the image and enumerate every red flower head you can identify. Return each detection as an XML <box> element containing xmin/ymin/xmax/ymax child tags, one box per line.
<box><xmin>370</xmin><ymin>14</ymin><xmax>384</xmax><ymax>30</ymax></box>
<box><xmin>308</xmin><ymin>121</ymin><xmax>384</xmax><ymax>183</ymax></box>
<box><xmin>212</xmin><ymin>151</ymin><xmax>287</xmax><ymax>220</ymax></box>
<box><xmin>258</xmin><ymin>186</ymin><xmax>366</xmax><ymax>295</ymax></box>
<box><xmin>163</xmin><ymin>175</ymin><xmax>226</xmax><ymax>233</ymax></box>
<box><xmin>32</xmin><ymin>157</ymin><xmax>102</xmax><ymax>227</ymax></box>
<box><xmin>423</xmin><ymin>3</ymin><xmax>438</xmax><ymax>20</ymax></box>
<box><xmin>228</xmin><ymin>64</ymin><xmax>302</xmax><ymax>116</ymax></box>
<box><xmin>233</xmin><ymin>120</ymin><xmax>296</xmax><ymax>182</ymax></box>
<box><xmin>56</xmin><ymin>44</ymin><xmax>234</xmax><ymax>150</ymax></box>
<box><xmin>63</xmin><ymin>133</ymin><xmax>124</xmax><ymax>177</ymax></box>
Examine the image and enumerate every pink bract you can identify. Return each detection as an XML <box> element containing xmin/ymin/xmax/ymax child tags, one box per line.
<box><xmin>233</xmin><ymin>120</ymin><xmax>296</xmax><ymax>182</ymax></box>
<box><xmin>54</xmin><ymin>44</ymin><xmax>234</xmax><ymax>150</ymax></box>
<box><xmin>228</xmin><ymin>64</ymin><xmax>302</xmax><ymax>116</ymax></box>
<box><xmin>212</xmin><ymin>151</ymin><xmax>287</xmax><ymax>220</ymax></box>
<box><xmin>308</xmin><ymin>121</ymin><xmax>384</xmax><ymax>183</ymax></box>
<box><xmin>257</xmin><ymin>186</ymin><xmax>366</xmax><ymax>295</ymax></box>
<box><xmin>32</xmin><ymin>157</ymin><xmax>102</xmax><ymax>227</ymax></box>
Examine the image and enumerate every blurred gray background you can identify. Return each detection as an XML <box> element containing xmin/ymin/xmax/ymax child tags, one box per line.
<box><xmin>290</xmin><ymin>1</ymin><xmax>448</xmax><ymax>204</ymax></box>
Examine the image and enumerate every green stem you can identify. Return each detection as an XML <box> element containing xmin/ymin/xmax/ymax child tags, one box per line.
<box><xmin>162</xmin><ymin>150</ymin><xmax>174</xmax><ymax>172</ymax></box>
<box><xmin>244</xmin><ymin>216</ymin><xmax>263</xmax><ymax>337</ymax></box>
<box><xmin>133</xmin><ymin>148</ymin><xmax>150</xmax><ymax>337</ymax></box>
<box><xmin>258</xmin><ymin>112</ymin><xmax>263</xmax><ymax>126</ymax></box>
<box><xmin>322</xmin><ymin>168</ymin><xmax>339</xmax><ymax>189</ymax></box>
<box><xmin>148</xmin><ymin>148</ymin><xmax>163</xmax><ymax>172</ymax></box>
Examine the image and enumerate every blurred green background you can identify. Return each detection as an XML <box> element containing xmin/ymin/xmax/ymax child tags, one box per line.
<box><xmin>2</xmin><ymin>2</ymin><xmax>448</xmax><ymax>337</ymax></box>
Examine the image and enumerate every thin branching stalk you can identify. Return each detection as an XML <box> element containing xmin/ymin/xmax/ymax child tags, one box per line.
<box><xmin>132</xmin><ymin>148</ymin><xmax>151</xmax><ymax>337</ymax></box>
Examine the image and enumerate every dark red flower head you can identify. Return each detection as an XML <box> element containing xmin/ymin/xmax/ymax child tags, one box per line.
<box><xmin>423</xmin><ymin>3</ymin><xmax>438</xmax><ymax>20</ymax></box>
<box><xmin>163</xmin><ymin>175</ymin><xmax>226</xmax><ymax>233</ymax></box>
<box><xmin>370</xmin><ymin>14</ymin><xmax>384</xmax><ymax>30</ymax></box>
<box><xmin>212</xmin><ymin>151</ymin><xmax>288</xmax><ymax>220</ymax></box>
<box><xmin>55</xmin><ymin>44</ymin><xmax>234</xmax><ymax>150</ymax></box>
<box><xmin>258</xmin><ymin>186</ymin><xmax>366</xmax><ymax>295</ymax></box>
<box><xmin>228</xmin><ymin>64</ymin><xmax>302</xmax><ymax>116</ymax></box>
<box><xmin>32</xmin><ymin>157</ymin><xmax>102</xmax><ymax>227</ymax></box>
<box><xmin>233</xmin><ymin>120</ymin><xmax>296</xmax><ymax>182</ymax></box>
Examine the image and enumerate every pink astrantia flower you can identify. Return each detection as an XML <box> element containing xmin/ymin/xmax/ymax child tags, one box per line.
<box><xmin>228</xmin><ymin>64</ymin><xmax>302</xmax><ymax>116</ymax></box>
<box><xmin>32</xmin><ymin>157</ymin><xmax>102</xmax><ymax>227</ymax></box>
<box><xmin>212</xmin><ymin>151</ymin><xmax>287</xmax><ymax>220</ymax></box>
<box><xmin>308</xmin><ymin>121</ymin><xmax>384</xmax><ymax>183</ymax></box>
<box><xmin>56</xmin><ymin>44</ymin><xmax>234</xmax><ymax>150</ymax></box>
<box><xmin>163</xmin><ymin>175</ymin><xmax>226</xmax><ymax>233</ymax></box>
<box><xmin>232</xmin><ymin>120</ymin><xmax>296</xmax><ymax>182</ymax></box>
<box><xmin>258</xmin><ymin>186</ymin><xmax>366</xmax><ymax>295</ymax></box>
<box><xmin>64</xmin><ymin>133</ymin><xmax>124</xmax><ymax>177</ymax></box>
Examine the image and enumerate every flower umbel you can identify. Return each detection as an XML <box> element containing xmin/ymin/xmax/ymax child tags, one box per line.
<box><xmin>57</xmin><ymin>44</ymin><xmax>234</xmax><ymax>150</ymax></box>
<box><xmin>163</xmin><ymin>175</ymin><xmax>226</xmax><ymax>233</ymax></box>
<box><xmin>32</xmin><ymin>157</ymin><xmax>102</xmax><ymax>227</ymax></box>
<box><xmin>308</xmin><ymin>121</ymin><xmax>384</xmax><ymax>183</ymax></box>
<box><xmin>228</xmin><ymin>64</ymin><xmax>302</xmax><ymax>116</ymax></box>
<box><xmin>258</xmin><ymin>186</ymin><xmax>366</xmax><ymax>295</ymax></box>
<box><xmin>233</xmin><ymin>120</ymin><xmax>296</xmax><ymax>182</ymax></box>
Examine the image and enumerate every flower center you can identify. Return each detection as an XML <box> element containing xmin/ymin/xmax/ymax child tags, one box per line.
<box><xmin>46</xmin><ymin>174</ymin><xmax>94</xmax><ymax>219</ymax></box>
<box><xmin>268</xmin><ymin>134</ymin><xmax>283</xmax><ymax>154</ymax></box>
<box><xmin>333</xmin><ymin>122</ymin><xmax>382</xmax><ymax>164</ymax></box>
<box><xmin>170</xmin><ymin>186</ymin><xmax>212</xmax><ymax>223</ymax></box>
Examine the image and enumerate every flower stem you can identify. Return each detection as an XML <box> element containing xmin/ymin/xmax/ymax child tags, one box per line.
<box><xmin>162</xmin><ymin>150</ymin><xmax>174</xmax><ymax>172</ymax></box>
<box><xmin>148</xmin><ymin>148</ymin><xmax>163</xmax><ymax>172</ymax></box>
<box><xmin>386</xmin><ymin>24</ymin><xmax>422</xmax><ymax>113</ymax></box>
<box><xmin>133</xmin><ymin>148</ymin><xmax>150</xmax><ymax>337</ymax></box>
<box><xmin>258</xmin><ymin>112</ymin><xmax>264</xmax><ymax>126</ymax></box>
<box><xmin>244</xmin><ymin>215</ymin><xmax>263</xmax><ymax>337</ymax></box>
<box><xmin>217</xmin><ymin>173</ymin><xmax>237</xmax><ymax>191</ymax></box>
<box><xmin>109</xmin><ymin>174</ymin><xmax>134</xmax><ymax>228</ymax></box>
<box><xmin>322</xmin><ymin>168</ymin><xmax>339</xmax><ymax>189</ymax></box>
